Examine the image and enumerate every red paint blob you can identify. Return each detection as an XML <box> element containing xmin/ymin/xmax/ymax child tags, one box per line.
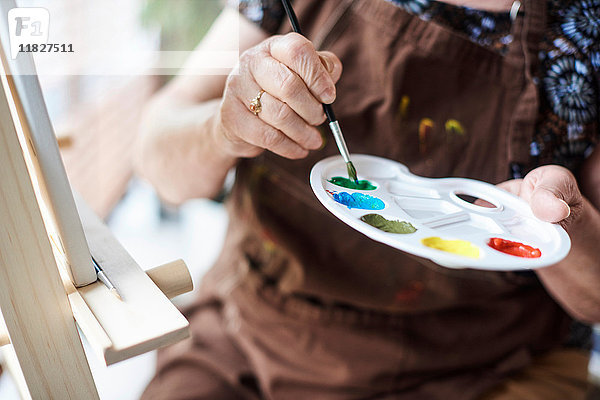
<box><xmin>487</xmin><ymin>238</ymin><xmax>542</xmax><ymax>258</ymax></box>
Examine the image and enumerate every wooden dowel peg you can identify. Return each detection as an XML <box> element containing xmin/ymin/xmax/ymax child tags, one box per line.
<box><xmin>56</xmin><ymin>131</ymin><xmax>73</xmax><ymax>149</ymax></box>
<box><xmin>146</xmin><ymin>259</ymin><xmax>193</xmax><ymax>300</ymax></box>
<box><xmin>0</xmin><ymin>313</ymin><xmax>8</xmax><ymax>347</ymax></box>
<box><xmin>0</xmin><ymin>331</ymin><xmax>9</xmax><ymax>347</ymax></box>
<box><xmin>72</xmin><ymin>193</ymin><xmax>189</xmax><ymax>366</ymax></box>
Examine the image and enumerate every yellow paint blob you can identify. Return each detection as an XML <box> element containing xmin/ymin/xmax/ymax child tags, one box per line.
<box><xmin>445</xmin><ymin>119</ymin><xmax>465</xmax><ymax>136</ymax></box>
<box><xmin>399</xmin><ymin>95</ymin><xmax>410</xmax><ymax>119</ymax></box>
<box><xmin>421</xmin><ymin>237</ymin><xmax>480</xmax><ymax>258</ymax></box>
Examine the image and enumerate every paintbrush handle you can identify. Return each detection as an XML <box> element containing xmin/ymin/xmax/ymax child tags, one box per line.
<box><xmin>281</xmin><ymin>0</ymin><xmax>357</xmax><ymax>181</ymax></box>
<box><xmin>281</xmin><ymin>0</ymin><xmax>303</xmax><ymax>35</ymax></box>
<box><xmin>280</xmin><ymin>0</ymin><xmax>347</xmax><ymax>151</ymax></box>
<box><xmin>282</xmin><ymin>0</ymin><xmax>336</xmax><ymax>123</ymax></box>
<box><xmin>323</xmin><ymin>103</ymin><xmax>336</xmax><ymax>122</ymax></box>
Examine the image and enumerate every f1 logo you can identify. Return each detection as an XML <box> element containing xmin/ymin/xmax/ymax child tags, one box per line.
<box><xmin>7</xmin><ymin>8</ymin><xmax>49</xmax><ymax>59</ymax></box>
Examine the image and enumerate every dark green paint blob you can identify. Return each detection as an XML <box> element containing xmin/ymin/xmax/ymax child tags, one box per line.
<box><xmin>360</xmin><ymin>214</ymin><xmax>417</xmax><ymax>234</ymax></box>
<box><xmin>329</xmin><ymin>176</ymin><xmax>376</xmax><ymax>190</ymax></box>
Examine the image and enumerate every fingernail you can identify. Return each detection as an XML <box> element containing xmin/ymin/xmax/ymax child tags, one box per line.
<box><xmin>558</xmin><ymin>198</ymin><xmax>571</xmax><ymax>219</ymax></box>
<box><xmin>320</xmin><ymin>55</ymin><xmax>334</xmax><ymax>73</ymax></box>
<box><xmin>310</xmin><ymin>134</ymin><xmax>323</xmax><ymax>149</ymax></box>
<box><xmin>320</xmin><ymin>87</ymin><xmax>335</xmax><ymax>104</ymax></box>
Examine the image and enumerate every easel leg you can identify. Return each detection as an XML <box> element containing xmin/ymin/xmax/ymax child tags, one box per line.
<box><xmin>0</xmin><ymin>72</ymin><xmax>99</xmax><ymax>399</ymax></box>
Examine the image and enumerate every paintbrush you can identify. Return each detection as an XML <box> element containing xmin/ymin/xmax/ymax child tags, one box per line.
<box><xmin>280</xmin><ymin>0</ymin><xmax>359</xmax><ymax>183</ymax></box>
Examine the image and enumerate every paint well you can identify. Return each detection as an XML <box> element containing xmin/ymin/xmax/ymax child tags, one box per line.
<box><xmin>421</xmin><ymin>236</ymin><xmax>480</xmax><ymax>258</ymax></box>
<box><xmin>487</xmin><ymin>237</ymin><xmax>541</xmax><ymax>258</ymax></box>
<box><xmin>328</xmin><ymin>176</ymin><xmax>377</xmax><ymax>190</ymax></box>
<box><xmin>360</xmin><ymin>214</ymin><xmax>416</xmax><ymax>233</ymax></box>
<box><xmin>330</xmin><ymin>191</ymin><xmax>385</xmax><ymax>210</ymax></box>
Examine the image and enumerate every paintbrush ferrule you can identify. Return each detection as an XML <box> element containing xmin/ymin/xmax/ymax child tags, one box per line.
<box><xmin>329</xmin><ymin>120</ymin><xmax>350</xmax><ymax>163</ymax></box>
<box><xmin>329</xmin><ymin>120</ymin><xmax>358</xmax><ymax>182</ymax></box>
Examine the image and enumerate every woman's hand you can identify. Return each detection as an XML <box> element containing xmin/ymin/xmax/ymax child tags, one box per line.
<box><xmin>135</xmin><ymin>10</ymin><xmax>343</xmax><ymax>204</ymax></box>
<box><xmin>498</xmin><ymin>165</ymin><xmax>600</xmax><ymax>323</ymax></box>
<box><xmin>497</xmin><ymin>165</ymin><xmax>584</xmax><ymax>231</ymax></box>
<box><xmin>214</xmin><ymin>32</ymin><xmax>343</xmax><ymax>160</ymax></box>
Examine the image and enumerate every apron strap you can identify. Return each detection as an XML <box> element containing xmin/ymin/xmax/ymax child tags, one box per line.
<box><xmin>506</xmin><ymin>0</ymin><xmax>547</xmax><ymax>178</ymax></box>
<box><xmin>312</xmin><ymin>0</ymin><xmax>355</xmax><ymax>50</ymax></box>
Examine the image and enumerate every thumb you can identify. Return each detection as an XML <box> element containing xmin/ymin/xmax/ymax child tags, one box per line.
<box><xmin>529</xmin><ymin>186</ymin><xmax>571</xmax><ymax>223</ymax></box>
<box><xmin>523</xmin><ymin>165</ymin><xmax>582</xmax><ymax>227</ymax></box>
<box><xmin>497</xmin><ymin>179</ymin><xmax>523</xmax><ymax>196</ymax></box>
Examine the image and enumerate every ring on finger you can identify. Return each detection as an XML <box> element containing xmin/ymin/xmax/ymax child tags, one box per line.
<box><xmin>249</xmin><ymin>89</ymin><xmax>266</xmax><ymax>116</ymax></box>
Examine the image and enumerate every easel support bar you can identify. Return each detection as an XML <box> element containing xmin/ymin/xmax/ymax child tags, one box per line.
<box><xmin>0</xmin><ymin>260</ymin><xmax>193</xmax><ymax>349</ymax></box>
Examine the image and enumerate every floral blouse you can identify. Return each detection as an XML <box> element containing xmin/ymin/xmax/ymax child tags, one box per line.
<box><xmin>232</xmin><ymin>0</ymin><xmax>600</xmax><ymax>178</ymax></box>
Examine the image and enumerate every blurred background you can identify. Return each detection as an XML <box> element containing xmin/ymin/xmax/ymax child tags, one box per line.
<box><xmin>0</xmin><ymin>0</ymin><xmax>599</xmax><ymax>399</ymax></box>
<box><xmin>1</xmin><ymin>0</ymin><xmax>228</xmax><ymax>399</ymax></box>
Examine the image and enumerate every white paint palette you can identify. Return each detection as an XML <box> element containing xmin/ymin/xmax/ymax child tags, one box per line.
<box><xmin>310</xmin><ymin>154</ymin><xmax>571</xmax><ymax>270</ymax></box>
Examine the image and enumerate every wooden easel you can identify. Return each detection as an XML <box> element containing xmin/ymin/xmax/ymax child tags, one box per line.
<box><xmin>0</xmin><ymin>3</ymin><xmax>193</xmax><ymax>399</ymax></box>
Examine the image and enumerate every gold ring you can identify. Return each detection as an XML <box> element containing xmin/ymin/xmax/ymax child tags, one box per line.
<box><xmin>249</xmin><ymin>90</ymin><xmax>265</xmax><ymax>116</ymax></box>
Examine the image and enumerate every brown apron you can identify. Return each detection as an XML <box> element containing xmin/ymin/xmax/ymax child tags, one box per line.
<box><xmin>215</xmin><ymin>0</ymin><xmax>567</xmax><ymax>321</ymax></box>
<box><xmin>183</xmin><ymin>0</ymin><xmax>573</xmax><ymax>398</ymax></box>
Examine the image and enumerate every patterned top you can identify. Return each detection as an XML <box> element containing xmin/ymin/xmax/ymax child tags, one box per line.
<box><xmin>232</xmin><ymin>0</ymin><xmax>600</xmax><ymax>177</ymax></box>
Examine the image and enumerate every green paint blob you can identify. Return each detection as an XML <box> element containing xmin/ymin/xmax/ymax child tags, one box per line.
<box><xmin>329</xmin><ymin>176</ymin><xmax>376</xmax><ymax>190</ymax></box>
<box><xmin>360</xmin><ymin>214</ymin><xmax>417</xmax><ymax>234</ymax></box>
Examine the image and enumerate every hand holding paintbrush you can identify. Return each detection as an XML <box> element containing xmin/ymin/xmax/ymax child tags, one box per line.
<box><xmin>280</xmin><ymin>0</ymin><xmax>359</xmax><ymax>183</ymax></box>
<box><xmin>172</xmin><ymin>4</ymin><xmax>345</xmax><ymax>187</ymax></box>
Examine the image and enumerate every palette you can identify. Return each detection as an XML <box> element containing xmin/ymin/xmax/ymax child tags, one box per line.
<box><xmin>310</xmin><ymin>154</ymin><xmax>571</xmax><ymax>270</ymax></box>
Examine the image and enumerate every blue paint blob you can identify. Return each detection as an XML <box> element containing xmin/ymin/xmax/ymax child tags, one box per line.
<box><xmin>331</xmin><ymin>191</ymin><xmax>385</xmax><ymax>210</ymax></box>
